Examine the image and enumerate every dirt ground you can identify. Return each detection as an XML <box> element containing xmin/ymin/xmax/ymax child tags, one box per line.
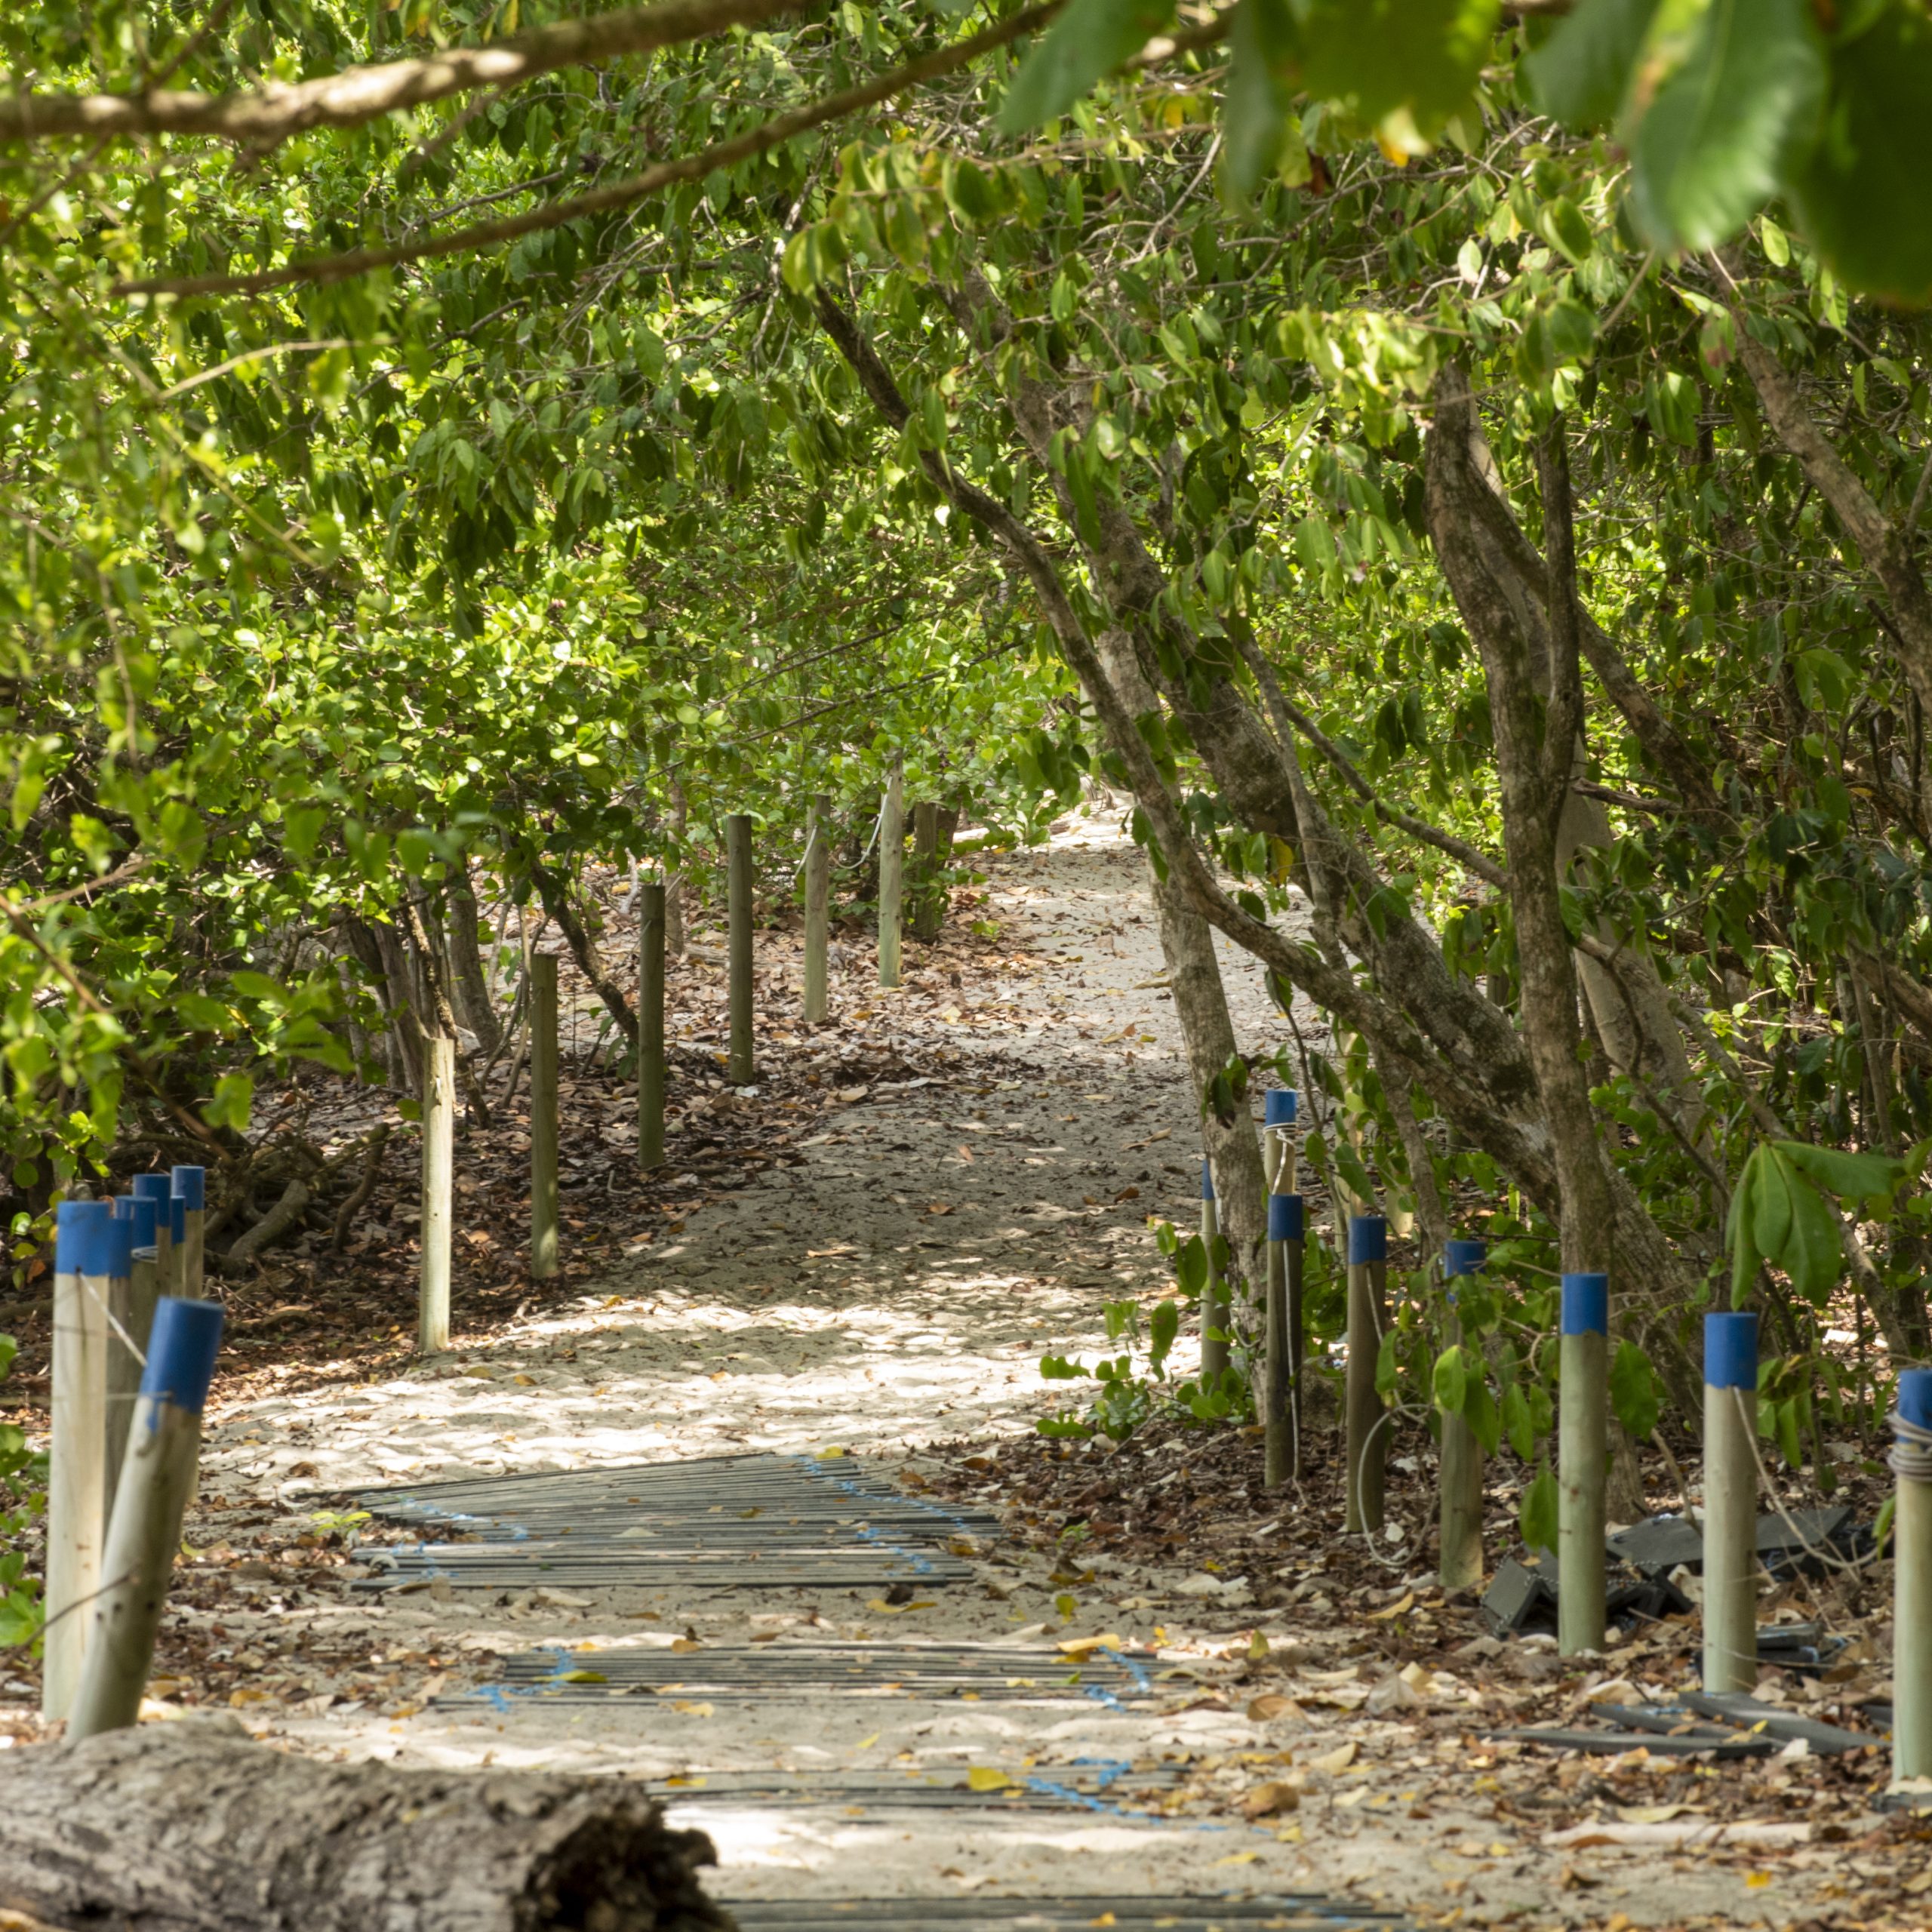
<box><xmin>8</xmin><ymin>813</ymin><xmax>1927</xmax><ymax>1930</ymax></box>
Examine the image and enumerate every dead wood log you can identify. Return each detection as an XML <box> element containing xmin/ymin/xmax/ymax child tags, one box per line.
<box><xmin>0</xmin><ymin>1722</ymin><xmax>728</xmax><ymax>1932</ymax></box>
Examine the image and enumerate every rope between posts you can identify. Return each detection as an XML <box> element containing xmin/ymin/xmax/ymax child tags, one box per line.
<box><xmin>1890</xmin><ymin>1404</ymin><xmax>1932</xmax><ymax>1484</ymax></box>
<box><xmin>1735</xmin><ymin>1385</ymin><xmax>1875</xmax><ymax>1577</ymax></box>
<box><xmin>69</xmin><ymin>1272</ymin><xmax>149</xmax><ymax>1369</ymax></box>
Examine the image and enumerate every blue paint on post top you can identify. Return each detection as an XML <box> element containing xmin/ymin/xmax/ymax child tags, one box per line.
<box><xmin>1561</xmin><ymin>1272</ymin><xmax>1609</xmax><ymax>1337</ymax></box>
<box><xmin>1347</xmin><ymin>1215</ymin><xmax>1386</xmax><ymax>1265</ymax></box>
<box><xmin>55</xmin><ymin>1199</ymin><xmax>115</xmax><ymax>1276</ymax></box>
<box><xmin>1704</xmin><ymin>1311</ymin><xmax>1759</xmax><ymax>1390</ymax></box>
<box><xmin>1443</xmin><ymin>1238</ymin><xmax>1487</xmax><ymax>1278</ymax></box>
<box><xmin>1263</xmin><ymin>1089</ymin><xmax>1298</xmax><ymax>1129</ymax></box>
<box><xmin>1898</xmin><ymin>1368</ymin><xmax>1932</xmax><ymax>1434</ymax></box>
<box><xmin>170</xmin><ymin>1195</ymin><xmax>186</xmax><ymax>1243</ymax></box>
<box><xmin>117</xmin><ymin>1194</ymin><xmax>159</xmax><ymax>1248</ymax></box>
<box><xmin>132</xmin><ymin>1174</ymin><xmax>172</xmax><ymax>1208</ymax></box>
<box><xmin>140</xmin><ymin>1297</ymin><xmax>225</xmax><ymax>1416</ymax></box>
<box><xmin>1268</xmin><ymin>1192</ymin><xmax>1303</xmax><ymax>1242</ymax></box>
<box><xmin>1199</xmin><ymin>1160</ymin><xmax>1214</xmax><ymax>1201</ymax></box>
<box><xmin>103</xmin><ymin>1214</ymin><xmax>134</xmax><ymax>1279</ymax></box>
<box><xmin>171</xmin><ymin>1164</ymin><xmax>206</xmax><ymax>1211</ymax></box>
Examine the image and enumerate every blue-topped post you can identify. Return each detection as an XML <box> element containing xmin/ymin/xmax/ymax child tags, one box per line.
<box><xmin>131</xmin><ymin>1172</ymin><xmax>174</xmax><ymax>1297</ymax></box>
<box><xmin>1703</xmin><ymin>1311</ymin><xmax>1760</xmax><ymax>1694</ymax></box>
<box><xmin>69</xmin><ymin>1297</ymin><xmax>226</xmax><ymax>1740</ymax></box>
<box><xmin>45</xmin><ymin>1200</ymin><xmax>117</xmax><ymax>1721</ymax></box>
<box><xmin>171</xmin><ymin>1164</ymin><xmax>206</xmax><ymax>1298</ymax></box>
<box><xmin>1264</xmin><ymin>1186</ymin><xmax>1304</xmax><ymax>1488</ymax></box>
<box><xmin>1198</xmin><ymin>1159</ymin><xmax>1229</xmax><ymax>1386</ymax></box>
<box><xmin>1559</xmin><ymin>1272</ymin><xmax>1610</xmax><ymax>1655</ymax></box>
<box><xmin>1439</xmin><ymin>1238</ymin><xmax>1488</xmax><ymax>1594</ymax></box>
<box><xmin>1263</xmin><ymin>1087</ymin><xmax>1298</xmax><ymax>1195</ymax></box>
<box><xmin>1893</xmin><ymin>1369</ymin><xmax>1932</xmax><ymax>1787</ymax></box>
<box><xmin>1345</xmin><ymin>1214</ymin><xmax>1389</xmax><ymax>1534</ymax></box>
<box><xmin>106</xmin><ymin>1195</ymin><xmax>161</xmax><ymax>1527</ymax></box>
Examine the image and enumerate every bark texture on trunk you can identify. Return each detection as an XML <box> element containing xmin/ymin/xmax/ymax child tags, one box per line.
<box><xmin>531</xmin><ymin>859</ymin><xmax>637</xmax><ymax>1045</ymax></box>
<box><xmin>445</xmin><ymin>875</ymin><xmax>502</xmax><ymax>1054</ymax></box>
<box><xmin>0</xmin><ymin>1724</ymin><xmax>728</xmax><ymax>1932</ymax></box>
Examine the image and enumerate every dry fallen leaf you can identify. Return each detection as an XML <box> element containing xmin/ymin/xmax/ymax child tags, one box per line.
<box><xmin>670</xmin><ymin>1700</ymin><xmax>715</xmax><ymax>1717</ymax></box>
<box><xmin>1308</xmin><ymin>1741</ymin><xmax>1358</xmax><ymax>1774</ymax></box>
<box><xmin>1367</xmin><ymin>1591</ymin><xmax>1414</xmax><ymax>1621</ymax></box>
<box><xmin>966</xmin><ymin>1766</ymin><xmax>1013</xmax><ymax>1792</ymax></box>
<box><xmin>1241</xmin><ymin>1780</ymin><xmax>1301</xmax><ymax>1819</ymax></box>
<box><xmin>1244</xmin><ymin>1694</ymin><xmax>1306</xmax><ymax>1722</ymax></box>
<box><xmin>670</xmin><ymin>1637</ymin><xmax>703</xmax><ymax>1654</ymax></box>
<box><xmin>1057</xmin><ymin>1632</ymin><xmax>1122</xmax><ymax>1658</ymax></box>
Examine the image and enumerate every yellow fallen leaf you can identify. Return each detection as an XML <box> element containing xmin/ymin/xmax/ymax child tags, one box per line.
<box><xmin>1212</xmin><ymin>1850</ymin><xmax>1260</xmax><ymax>1866</ymax></box>
<box><xmin>670</xmin><ymin>1637</ymin><xmax>703</xmax><ymax>1653</ymax></box>
<box><xmin>967</xmin><ymin>1766</ymin><xmax>1013</xmax><ymax>1792</ymax></box>
<box><xmin>1308</xmin><ymin>1741</ymin><xmax>1357</xmax><ymax>1774</ymax></box>
<box><xmin>1617</xmin><ymin>1803</ymin><xmax>1701</xmax><ymax>1824</ymax></box>
<box><xmin>1745</xmin><ymin>1873</ymin><xmax>1774</xmax><ymax>1890</ymax></box>
<box><xmin>816</xmin><ymin>1445</ymin><xmax>847</xmax><ymax>1459</ymax></box>
<box><xmin>671</xmin><ymin>1700</ymin><xmax>715</xmax><ymax>1716</ymax></box>
<box><xmin>1367</xmin><ymin>1591</ymin><xmax>1414</xmax><ymax>1620</ymax></box>
<box><xmin>1241</xmin><ymin>1780</ymin><xmax>1301</xmax><ymax>1819</ymax></box>
<box><xmin>868</xmin><ymin>1598</ymin><xmax>937</xmax><ymax>1614</ymax></box>
<box><xmin>1057</xmin><ymin>1632</ymin><xmax>1122</xmax><ymax>1658</ymax></box>
<box><xmin>857</xmin><ymin>1732</ymin><xmax>881</xmax><ymax>1749</ymax></box>
<box><xmin>1245</xmin><ymin>1694</ymin><xmax>1304</xmax><ymax>1722</ymax></box>
<box><xmin>512</xmin><ymin>1374</ymin><xmax>535</xmax><ymax>1386</ymax></box>
<box><xmin>558</xmin><ymin>1669</ymin><xmax>608</xmax><ymax>1684</ymax></box>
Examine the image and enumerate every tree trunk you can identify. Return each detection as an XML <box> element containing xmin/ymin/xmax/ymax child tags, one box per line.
<box><xmin>0</xmin><ymin>1724</ymin><xmax>728</xmax><ymax>1932</ymax></box>
<box><xmin>445</xmin><ymin>875</ymin><xmax>502</xmax><ymax>1054</ymax></box>
<box><xmin>531</xmin><ymin>858</ymin><xmax>637</xmax><ymax>1045</ymax></box>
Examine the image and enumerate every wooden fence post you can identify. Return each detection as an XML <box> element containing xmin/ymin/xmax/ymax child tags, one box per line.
<box><xmin>725</xmin><ymin>813</ymin><xmax>755</xmax><ymax>1084</ymax></box>
<box><xmin>1439</xmin><ymin>1238</ymin><xmax>1489</xmax><ymax>1594</ymax></box>
<box><xmin>45</xmin><ymin>1200</ymin><xmax>115</xmax><ymax>1721</ymax></box>
<box><xmin>1264</xmin><ymin>1190</ymin><xmax>1303</xmax><ymax>1487</ymax></box>
<box><xmin>1891</xmin><ymin>1368</ymin><xmax>1932</xmax><ymax>1789</ymax></box>
<box><xmin>106</xmin><ymin>1195</ymin><xmax>160</xmax><ymax>1530</ymax></box>
<box><xmin>1198</xmin><ymin>1160</ymin><xmax>1229</xmax><ymax>1385</ymax></box>
<box><xmin>1344</xmin><ymin>1214</ymin><xmax>1388</xmax><ymax>1535</ymax></box>
<box><xmin>877</xmin><ymin>763</ymin><xmax>903</xmax><ymax>989</ymax></box>
<box><xmin>170</xmin><ymin>1165</ymin><xmax>205</xmax><ymax>1299</ymax></box>
<box><xmin>419</xmin><ymin>1035</ymin><xmax>455</xmax><ymax>1353</ymax></box>
<box><xmin>638</xmin><ymin>882</ymin><xmax>666</xmax><ymax>1171</ymax></box>
<box><xmin>68</xmin><ymin>1296</ymin><xmax>225</xmax><ymax>1741</ymax></box>
<box><xmin>1558</xmin><ymin>1272</ymin><xmax>1608</xmax><ymax>1656</ymax></box>
<box><xmin>1702</xmin><ymin>1310</ymin><xmax>1759</xmax><ymax>1692</ymax></box>
<box><xmin>530</xmin><ymin>954</ymin><xmax>559</xmax><ymax>1281</ymax></box>
<box><xmin>131</xmin><ymin>1174</ymin><xmax>173</xmax><ymax>1300</ymax></box>
<box><xmin>802</xmin><ymin>794</ymin><xmax>830</xmax><ymax>1025</ymax></box>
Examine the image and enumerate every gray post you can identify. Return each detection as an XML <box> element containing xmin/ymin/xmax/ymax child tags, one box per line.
<box><xmin>1345</xmin><ymin>1214</ymin><xmax>1388</xmax><ymax>1535</ymax></box>
<box><xmin>1702</xmin><ymin>1311</ymin><xmax>1759</xmax><ymax>1693</ymax></box>
<box><xmin>68</xmin><ymin>1297</ymin><xmax>225</xmax><ymax>1740</ymax></box>
<box><xmin>105</xmin><ymin>1195</ymin><xmax>159</xmax><ymax>1530</ymax></box>
<box><xmin>638</xmin><ymin>881</ymin><xmax>666</xmax><ymax>1171</ymax></box>
<box><xmin>171</xmin><ymin>1164</ymin><xmax>206</xmax><ymax>1298</ymax></box>
<box><xmin>530</xmin><ymin>953</ymin><xmax>560</xmax><ymax>1280</ymax></box>
<box><xmin>419</xmin><ymin>1033</ymin><xmax>455</xmax><ymax>1353</ymax></box>
<box><xmin>1198</xmin><ymin>1160</ymin><xmax>1229</xmax><ymax>1385</ymax></box>
<box><xmin>1439</xmin><ymin>1238</ymin><xmax>1489</xmax><ymax>1595</ymax></box>
<box><xmin>45</xmin><ymin>1201</ymin><xmax>116</xmax><ymax>1721</ymax></box>
<box><xmin>1558</xmin><ymin>1272</ymin><xmax>1608</xmax><ymax>1656</ymax></box>
<box><xmin>1892</xmin><ymin>1368</ymin><xmax>1932</xmax><ymax>1787</ymax></box>
<box><xmin>803</xmin><ymin>793</ymin><xmax>830</xmax><ymax>1025</ymax></box>
<box><xmin>877</xmin><ymin>763</ymin><xmax>903</xmax><ymax>989</ymax></box>
<box><xmin>726</xmin><ymin>812</ymin><xmax>755</xmax><ymax>1084</ymax></box>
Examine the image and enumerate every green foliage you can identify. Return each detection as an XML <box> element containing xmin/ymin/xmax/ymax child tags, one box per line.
<box><xmin>1037</xmin><ymin>1294</ymin><xmax>1180</xmax><ymax>1441</ymax></box>
<box><xmin>0</xmin><ymin>1338</ymin><xmax>47</xmax><ymax>1651</ymax></box>
<box><xmin>1727</xmin><ymin>1140</ymin><xmax>1903</xmax><ymax>1307</ymax></box>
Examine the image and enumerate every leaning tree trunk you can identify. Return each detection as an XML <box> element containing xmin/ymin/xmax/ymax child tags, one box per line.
<box><xmin>445</xmin><ymin>875</ymin><xmax>503</xmax><ymax>1055</ymax></box>
<box><xmin>0</xmin><ymin>1724</ymin><xmax>728</xmax><ymax>1932</ymax></box>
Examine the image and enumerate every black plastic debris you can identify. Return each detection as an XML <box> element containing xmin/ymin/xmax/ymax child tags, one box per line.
<box><xmin>1500</xmin><ymin>1690</ymin><xmax>1881</xmax><ymax>1758</ymax></box>
<box><xmin>1607</xmin><ymin>1505</ymin><xmax>1860</xmax><ymax>1581</ymax></box>
<box><xmin>1478</xmin><ymin>1557</ymin><xmax>1691</xmax><ymax>1639</ymax></box>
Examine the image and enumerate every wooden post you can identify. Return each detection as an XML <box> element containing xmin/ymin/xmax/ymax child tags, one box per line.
<box><xmin>68</xmin><ymin>1296</ymin><xmax>225</xmax><ymax>1741</ymax></box>
<box><xmin>910</xmin><ymin>800</ymin><xmax>939</xmax><ymax>942</ymax></box>
<box><xmin>45</xmin><ymin>1201</ymin><xmax>115</xmax><ymax>1722</ymax></box>
<box><xmin>1344</xmin><ymin>1214</ymin><xmax>1388</xmax><ymax>1535</ymax></box>
<box><xmin>1263</xmin><ymin>1088</ymin><xmax>1297</xmax><ymax>1193</ymax></box>
<box><xmin>725</xmin><ymin>812</ymin><xmax>755</xmax><ymax>1085</ymax></box>
<box><xmin>638</xmin><ymin>881</ymin><xmax>666</xmax><ymax>1171</ymax></box>
<box><xmin>105</xmin><ymin>1195</ymin><xmax>160</xmax><ymax>1531</ymax></box>
<box><xmin>1264</xmin><ymin>1191</ymin><xmax>1303</xmax><ymax>1487</ymax></box>
<box><xmin>131</xmin><ymin>1174</ymin><xmax>173</xmax><ymax>1302</ymax></box>
<box><xmin>877</xmin><ymin>763</ymin><xmax>903</xmax><ymax>989</ymax></box>
<box><xmin>530</xmin><ymin>954</ymin><xmax>560</xmax><ymax>1281</ymax></box>
<box><xmin>1198</xmin><ymin>1160</ymin><xmax>1229</xmax><ymax>1386</ymax></box>
<box><xmin>802</xmin><ymin>793</ymin><xmax>830</xmax><ymax>1025</ymax></box>
<box><xmin>419</xmin><ymin>1034</ymin><xmax>455</xmax><ymax>1354</ymax></box>
<box><xmin>1702</xmin><ymin>1310</ymin><xmax>1759</xmax><ymax>1693</ymax></box>
<box><xmin>170</xmin><ymin>1165</ymin><xmax>205</xmax><ymax>1299</ymax></box>
<box><xmin>1439</xmin><ymin>1238</ymin><xmax>1488</xmax><ymax>1595</ymax></box>
<box><xmin>1558</xmin><ymin>1272</ymin><xmax>1608</xmax><ymax>1656</ymax></box>
<box><xmin>1891</xmin><ymin>1368</ymin><xmax>1932</xmax><ymax>1786</ymax></box>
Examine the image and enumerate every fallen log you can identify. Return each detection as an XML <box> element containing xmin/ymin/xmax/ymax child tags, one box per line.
<box><xmin>0</xmin><ymin>1722</ymin><xmax>728</xmax><ymax>1932</ymax></box>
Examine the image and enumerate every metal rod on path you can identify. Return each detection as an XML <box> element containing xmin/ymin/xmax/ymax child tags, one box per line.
<box><xmin>1439</xmin><ymin>1238</ymin><xmax>1488</xmax><ymax>1595</ymax></box>
<box><xmin>1198</xmin><ymin>1160</ymin><xmax>1228</xmax><ymax>1386</ymax></box>
<box><xmin>106</xmin><ymin>1196</ymin><xmax>160</xmax><ymax>1531</ymax></box>
<box><xmin>420</xmin><ymin>1033</ymin><xmax>456</xmax><ymax>1353</ymax></box>
<box><xmin>877</xmin><ymin>761</ymin><xmax>903</xmax><ymax>990</ymax></box>
<box><xmin>1892</xmin><ymin>1368</ymin><xmax>1932</xmax><ymax>1788</ymax></box>
<box><xmin>726</xmin><ymin>811</ymin><xmax>755</xmax><ymax>1085</ymax></box>
<box><xmin>1345</xmin><ymin>1214</ymin><xmax>1387</xmax><ymax>1534</ymax></box>
<box><xmin>171</xmin><ymin>1164</ymin><xmax>205</xmax><ymax>1299</ymax></box>
<box><xmin>530</xmin><ymin>954</ymin><xmax>560</xmax><ymax>1281</ymax></box>
<box><xmin>1264</xmin><ymin>1190</ymin><xmax>1302</xmax><ymax>1487</ymax></box>
<box><xmin>803</xmin><ymin>793</ymin><xmax>830</xmax><ymax>1025</ymax></box>
<box><xmin>131</xmin><ymin>1174</ymin><xmax>174</xmax><ymax>1301</ymax></box>
<box><xmin>1558</xmin><ymin>1271</ymin><xmax>1608</xmax><ymax>1657</ymax></box>
<box><xmin>45</xmin><ymin>1200</ymin><xmax>116</xmax><ymax>1722</ymax></box>
<box><xmin>68</xmin><ymin>1297</ymin><xmax>225</xmax><ymax>1741</ymax></box>
<box><xmin>1702</xmin><ymin>1310</ymin><xmax>1759</xmax><ymax>1694</ymax></box>
<box><xmin>638</xmin><ymin>881</ymin><xmax>666</xmax><ymax>1171</ymax></box>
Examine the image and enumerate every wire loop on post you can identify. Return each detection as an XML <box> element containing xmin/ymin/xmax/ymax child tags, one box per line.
<box><xmin>1890</xmin><ymin>1406</ymin><xmax>1932</xmax><ymax>1484</ymax></box>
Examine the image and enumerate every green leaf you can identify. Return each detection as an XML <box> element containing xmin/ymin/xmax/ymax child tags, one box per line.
<box><xmin>1432</xmin><ymin>1343</ymin><xmax>1470</xmax><ymax>1414</ymax></box>
<box><xmin>1223</xmin><ymin>0</ymin><xmax>1301</xmax><ymax>197</ymax></box>
<box><xmin>998</xmin><ymin>0</ymin><xmax>1177</xmax><ymax>134</ymax></box>
<box><xmin>1777</xmin><ymin>1140</ymin><xmax>1903</xmax><ymax>1211</ymax></box>
<box><xmin>203</xmin><ymin>1072</ymin><xmax>254</xmax><ymax>1134</ymax></box>
<box><xmin>1291</xmin><ymin>0</ymin><xmax>1501</xmax><ymax>129</ymax></box>
<box><xmin>1519</xmin><ymin>1465</ymin><xmax>1558</xmax><ymax>1553</ymax></box>
<box><xmin>1149</xmin><ymin>1297</ymin><xmax>1180</xmax><ymax>1371</ymax></box>
<box><xmin>1176</xmin><ymin>1235</ymin><xmax>1208</xmax><ymax>1298</ymax></box>
<box><xmin>1626</xmin><ymin>0</ymin><xmax>1825</xmax><ymax>253</ymax></box>
<box><xmin>1465</xmin><ymin>1379</ymin><xmax>1503</xmax><ymax>1456</ymax></box>
<box><xmin>1750</xmin><ymin>1143</ymin><xmax>1795</xmax><ymax>1260</ymax></box>
<box><xmin>1786</xmin><ymin>7</ymin><xmax>1932</xmax><ymax>306</ymax></box>
<box><xmin>1524</xmin><ymin>0</ymin><xmax>1659</xmax><ymax>127</ymax></box>
<box><xmin>1781</xmin><ymin>1171</ymin><xmax>1843</xmax><ymax>1303</ymax></box>
<box><xmin>1608</xmin><ymin>1339</ymin><xmax>1660</xmax><ymax>1442</ymax></box>
<box><xmin>1502</xmin><ymin>1382</ymin><xmax>1534</xmax><ymax>1461</ymax></box>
